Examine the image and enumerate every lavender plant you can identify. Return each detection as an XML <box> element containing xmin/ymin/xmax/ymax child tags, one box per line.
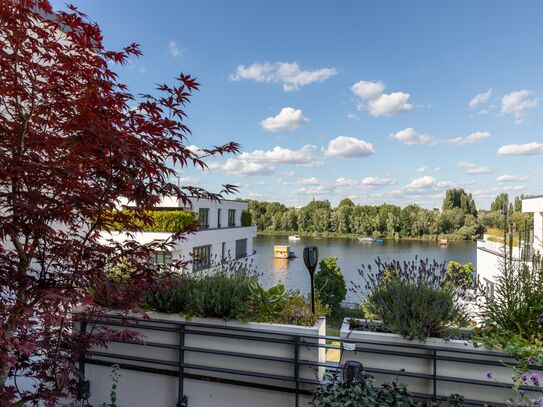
<box><xmin>351</xmin><ymin>257</ymin><xmax>470</xmax><ymax>341</ymax></box>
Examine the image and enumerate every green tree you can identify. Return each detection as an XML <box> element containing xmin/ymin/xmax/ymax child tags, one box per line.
<box><xmin>490</xmin><ymin>193</ymin><xmax>509</xmax><ymax>212</ymax></box>
<box><xmin>443</xmin><ymin>189</ymin><xmax>477</xmax><ymax>216</ymax></box>
<box><xmin>315</xmin><ymin>257</ymin><xmax>347</xmax><ymax>315</ymax></box>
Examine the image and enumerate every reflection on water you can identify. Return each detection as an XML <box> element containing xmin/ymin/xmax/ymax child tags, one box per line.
<box><xmin>254</xmin><ymin>235</ymin><xmax>477</xmax><ymax>304</ymax></box>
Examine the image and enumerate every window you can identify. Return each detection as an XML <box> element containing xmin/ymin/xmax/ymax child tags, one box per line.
<box><xmin>193</xmin><ymin>245</ymin><xmax>211</xmax><ymax>271</ymax></box>
<box><xmin>198</xmin><ymin>208</ymin><xmax>209</xmax><ymax>229</ymax></box>
<box><xmin>235</xmin><ymin>239</ymin><xmax>247</xmax><ymax>259</ymax></box>
<box><xmin>217</xmin><ymin>208</ymin><xmax>222</xmax><ymax>228</ymax></box>
<box><xmin>153</xmin><ymin>251</ymin><xmax>173</xmax><ymax>265</ymax></box>
<box><xmin>228</xmin><ymin>209</ymin><xmax>236</xmax><ymax>227</ymax></box>
<box><xmin>221</xmin><ymin>242</ymin><xmax>226</xmax><ymax>262</ymax></box>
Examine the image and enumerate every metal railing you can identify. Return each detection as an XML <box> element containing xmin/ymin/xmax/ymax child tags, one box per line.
<box><xmin>79</xmin><ymin>316</ymin><xmax>543</xmax><ymax>407</ymax></box>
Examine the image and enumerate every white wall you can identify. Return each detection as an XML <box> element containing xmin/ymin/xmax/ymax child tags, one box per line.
<box><xmin>522</xmin><ymin>196</ymin><xmax>543</xmax><ymax>254</ymax></box>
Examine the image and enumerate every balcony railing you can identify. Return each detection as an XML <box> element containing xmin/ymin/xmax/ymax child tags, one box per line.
<box><xmin>78</xmin><ymin>315</ymin><xmax>543</xmax><ymax>407</ymax></box>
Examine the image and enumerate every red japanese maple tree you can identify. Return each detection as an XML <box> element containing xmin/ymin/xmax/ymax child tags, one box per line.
<box><xmin>0</xmin><ymin>1</ymin><xmax>239</xmax><ymax>405</ymax></box>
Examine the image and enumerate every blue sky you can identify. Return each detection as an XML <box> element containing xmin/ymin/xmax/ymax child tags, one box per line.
<box><xmin>54</xmin><ymin>1</ymin><xmax>543</xmax><ymax>209</ymax></box>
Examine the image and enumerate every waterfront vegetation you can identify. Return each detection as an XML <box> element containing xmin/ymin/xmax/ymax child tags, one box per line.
<box><xmin>247</xmin><ymin>190</ymin><xmax>532</xmax><ymax>241</ymax></box>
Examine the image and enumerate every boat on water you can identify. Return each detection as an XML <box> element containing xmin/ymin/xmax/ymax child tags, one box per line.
<box><xmin>273</xmin><ymin>245</ymin><xmax>296</xmax><ymax>259</ymax></box>
<box><xmin>438</xmin><ymin>239</ymin><xmax>448</xmax><ymax>246</ymax></box>
<box><xmin>288</xmin><ymin>235</ymin><xmax>301</xmax><ymax>241</ymax></box>
<box><xmin>358</xmin><ymin>237</ymin><xmax>375</xmax><ymax>243</ymax></box>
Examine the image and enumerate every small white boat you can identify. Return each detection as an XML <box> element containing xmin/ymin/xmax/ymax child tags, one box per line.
<box><xmin>288</xmin><ymin>235</ymin><xmax>301</xmax><ymax>241</ymax></box>
<box><xmin>358</xmin><ymin>237</ymin><xmax>374</xmax><ymax>243</ymax></box>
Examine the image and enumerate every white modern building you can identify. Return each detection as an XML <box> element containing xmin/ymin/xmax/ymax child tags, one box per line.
<box><xmin>103</xmin><ymin>196</ymin><xmax>257</xmax><ymax>272</ymax></box>
<box><xmin>477</xmin><ymin>194</ymin><xmax>543</xmax><ymax>291</ymax></box>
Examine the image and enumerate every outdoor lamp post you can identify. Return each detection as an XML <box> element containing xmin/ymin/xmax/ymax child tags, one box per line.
<box><xmin>303</xmin><ymin>246</ymin><xmax>319</xmax><ymax>315</ymax></box>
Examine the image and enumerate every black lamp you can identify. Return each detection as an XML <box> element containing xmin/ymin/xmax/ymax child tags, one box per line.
<box><xmin>303</xmin><ymin>246</ymin><xmax>319</xmax><ymax>315</ymax></box>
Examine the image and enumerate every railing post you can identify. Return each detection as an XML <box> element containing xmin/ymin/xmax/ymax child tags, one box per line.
<box><xmin>432</xmin><ymin>349</ymin><xmax>437</xmax><ymax>401</ymax></box>
<box><xmin>77</xmin><ymin>321</ymin><xmax>90</xmax><ymax>400</ymax></box>
<box><xmin>294</xmin><ymin>336</ymin><xmax>300</xmax><ymax>407</ymax></box>
<box><xmin>177</xmin><ymin>324</ymin><xmax>188</xmax><ymax>407</ymax></box>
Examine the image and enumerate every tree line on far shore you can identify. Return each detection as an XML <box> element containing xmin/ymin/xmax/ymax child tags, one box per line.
<box><xmin>246</xmin><ymin>189</ymin><xmax>532</xmax><ymax>241</ymax></box>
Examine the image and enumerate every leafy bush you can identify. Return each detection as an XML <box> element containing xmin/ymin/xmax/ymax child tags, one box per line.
<box><xmin>445</xmin><ymin>261</ymin><xmax>475</xmax><ymax>289</ymax></box>
<box><xmin>241</xmin><ymin>210</ymin><xmax>252</xmax><ymax>226</ymax></box>
<box><xmin>189</xmin><ymin>273</ymin><xmax>251</xmax><ymax>320</ymax></box>
<box><xmin>278</xmin><ymin>293</ymin><xmax>328</xmax><ymax>326</ymax></box>
<box><xmin>315</xmin><ymin>257</ymin><xmax>347</xmax><ymax>316</ymax></box>
<box><xmin>106</xmin><ymin>210</ymin><xmax>196</xmax><ymax>232</ymax></box>
<box><xmin>311</xmin><ymin>372</ymin><xmax>431</xmax><ymax>407</ymax></box>
<box><xmin>354</xmin><ymin>257</ymin><xmax>469</xmax><ymax>341</ymax></box>
<box><xmin>481</xmin><ymin>254</ymin><xmax>543</xmax><ymax>338</ymax></box>
<box><xmin>247</xmin><ymin>282</ymin><xmax>288</xmax><ymax>321</ymax></box>
<box><xmin>144</xmin><ymin>276</ymin><xmax>194</xmax><ymax>313</ymax></box>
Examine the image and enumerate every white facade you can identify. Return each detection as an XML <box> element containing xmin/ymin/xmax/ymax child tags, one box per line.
<box><xmin>476</xmin><ymin>194</ymin><xmax>543</xmax><ymax>286</ymax></box>
<box><xmin>104</xmin><ymin>197</ymin><xmax>257</xmax><ymax>272</ymax></box>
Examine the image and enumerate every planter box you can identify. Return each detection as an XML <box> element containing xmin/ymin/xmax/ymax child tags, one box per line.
<box><xmin>83</xmin><ymin>312</ymin><xmax>325</xmax><ymax>407</ymax></box>
<box><xmin>340</xmin><ymin>318</ymin><xmax>536</xmax><ymax>404</ymax></box>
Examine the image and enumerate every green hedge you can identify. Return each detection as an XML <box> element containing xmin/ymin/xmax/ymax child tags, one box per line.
<box><xmin>241</xmin><ymin>210</ymin><xmax>252</xmax><ymax>226</ymax></box>
<box><xmin>108</xmin><ymin>210</ymin><xmax>196</xmax><ymax>232</ymax></box>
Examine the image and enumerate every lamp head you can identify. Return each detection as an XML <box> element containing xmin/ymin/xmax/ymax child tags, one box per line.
<box><xmin>303</xmin><ymin>246</ymin><xmax>319</xmax><ymax>273</ymax></box>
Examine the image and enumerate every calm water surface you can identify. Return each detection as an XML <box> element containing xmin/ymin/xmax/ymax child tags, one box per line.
<box><xmin>253</xmin><ymin>235</ymin><xmax>476</xmax><ymax>304</ymax></box>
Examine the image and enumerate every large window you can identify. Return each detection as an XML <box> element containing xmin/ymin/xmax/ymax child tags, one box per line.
<box><xmin>193</xmin><ymin>245</ymin><xmax>211</xmax><ymax>271</ymax></box>
<box><xmin>198</xmin><ymin>208</ymin><xmax>209</xmax><ymax>229</ymax></box>
<box><xmin>228</xmin><ymin>209</ymin><xmax>236</xmax><ymax>227</ymax></box>
<box><xmin>152</xmin><ymin>251</ymin><xmax>173</xmax><ymax>265</ymax></box>
<box><xmin>217</xmin><ymin>208</ymin><xmax>222</xmax><ymax>228</ymax></box>
<box><xmin>235</xmin><ymin>239</ymin><xmax>247</xmax><ymax>259</ymax></box>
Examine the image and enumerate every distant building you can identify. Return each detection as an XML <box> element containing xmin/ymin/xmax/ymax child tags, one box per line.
<box><xmin>476</xmin><ymin>194</ymin><xmax>542</xmax><ymax>294</ymax></box>
<box><xmin>104</xmin><ymin>197</ymin><xmax>257</xmax><ymax>272</ymax></box>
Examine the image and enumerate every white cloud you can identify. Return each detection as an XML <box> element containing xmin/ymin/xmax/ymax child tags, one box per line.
<box><xmin>168</xmin><ymin>41</ymin><xmax>183</xmax><ymax>57</ymax></box>
<box><xmin>230</xmin><ymin>61</ymin><xmax>337</xmax><ymax>91</ymax></box>
<box><xmin>239</xmin><ymin>145</ymin><xmax>317</xmax><ymax>166</ymax></box>
<box><xmin>214</xmin><ymin>160</ymin><xmax>273</xmax><ymax>176</ymax></box>
<box><xmin>335</xmin><ymin>178</ymin><xmax>359</xmax><ymax>187</ymax></box>
<box><xmin>210</xmin><ymin>145</ymin><xmax>319</xmax><ymax>176</ymax></box>
<box><xmin>496</xmin><ymin>175</ymin><xmax>529</xmax><ymax>182</ymax></box>
<box><xmin>324</xmin><ymin>136</ymin><xmax>375</xmax><ymax>158</ymax></box>
<box><xmin>347</xmin><ymin>113</ymin><xmax>360</xmax><ymax>120</ymax></box>
<box><xmin>177</xmin><ymin>176</ymin><xmax>201</xmax><ymax>184</ymax></box>
<box><xmin>497</xmin><ymin>142</ymin><xmax>543</xmax><ymax>156</ymax></box>
<box><xmin>457</xmin><ymin>161</ymin><xmax>493</xmax><ymax>175</ymax></box>
<box><xmin>469</xmin><ymin>89</ymin><xmax>493</xmax><ymax>109</ymax></box>
<box><xmin>260</xmin><ymin>107</ymin><xmax>309</xmax><ymax>132</ymax></box>
<box><xmin>417</xmin><ymin>166</ymin><xmax>441</xmax><ymax>173</ymax></box>
<box><xmin>390</xmin><ymin>128</ymin><xmax>436</xmax><ymax>145</ymax></box>
<box><xmin>501</xmin><ymin>90</ymin><xmax>538</xmax><ymax>124</ymax></box>
<box><xmin>405</xmin><ymin>176</ymin><xmax>437</xmax><ymax>190</ymax></box>
<box><xmin>361</xmin><ymin>177</ymin><xmax>397</xmax><ymax>186</ymax></box>
<box><xmin>352</xmin><ymin>80</ymin><xmax>412</xmax><ymax>116</ymax></box>
<box><xmin>448</xmin><ymin>131</ymin><xmax>491</xmax><ymax>146</ymax></box>
<box><xmin>351</xmin><ymin>80</ymin><xmax>385</xmax><ymax>100</ymax></box>
<box><xmin>299</xmin><ymin>184</ymin><xmax>335</xmax><ymax>196</ymax></box>
<box><xmin>281</xmin><ymin>177</ymin><xmax>320</xmax><ymax>186</ymax></box>
<box><xmin>367</xmin><ymin>92</ymin><xmax>412</xmax><ymax>116</ymax></box>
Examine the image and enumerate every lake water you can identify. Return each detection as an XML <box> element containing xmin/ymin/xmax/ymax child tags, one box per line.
<box><xmin>253</xmin><ymin>235</ymin><xmax>476</xmax><ymax>305</ymax></box>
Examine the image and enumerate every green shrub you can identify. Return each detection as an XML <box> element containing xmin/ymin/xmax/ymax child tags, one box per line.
<box><xmin>189</xmin><ymin>274</ymin><xmax>251</xmax><ymax>320</ymax></box>
<box><xmin>445</xmin><ymin>261</ymin><xmax>475</xmax><ymax>289</ymax></box>
<box><xmin>144</xmin><ymin>276</ymin><xmax>194</xmax><ymax>313</ymax></box>
<box><xmin>315</xmin><ymin>257</ymin><xmax>346</xmax><ymax>316</ymax></box>
<box><xmin>279</xmin><ymin>292</ymin><xmax>328</xmax><ymax>327</ymax></box>
<box><xmin>481</xmin><ymin>253</ymin><xmax>543</xmax><ymax>340</ymax></box>
<box><xmin>106</xmin><ymin>210</ymin><xmax>196</xmax><ymax>232</ymax></box>
<box><xmin>241</xmin><ymin>210</ymin><xmax>252</xmax><ymax>226</ymax></box>
<box><xmin>247</xmin><ymin>282</ymin><xmax>288</xmax><ymax>322</ymax></box>
<box><xmin>311</xmin><ymin>373</ymin><xmax>430</xmax><ymax>407</ymax></box>
<box><xmin>363</xmin><ymin>280</ymin><xmax>466</xmax><ymax>341</ymax></box>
